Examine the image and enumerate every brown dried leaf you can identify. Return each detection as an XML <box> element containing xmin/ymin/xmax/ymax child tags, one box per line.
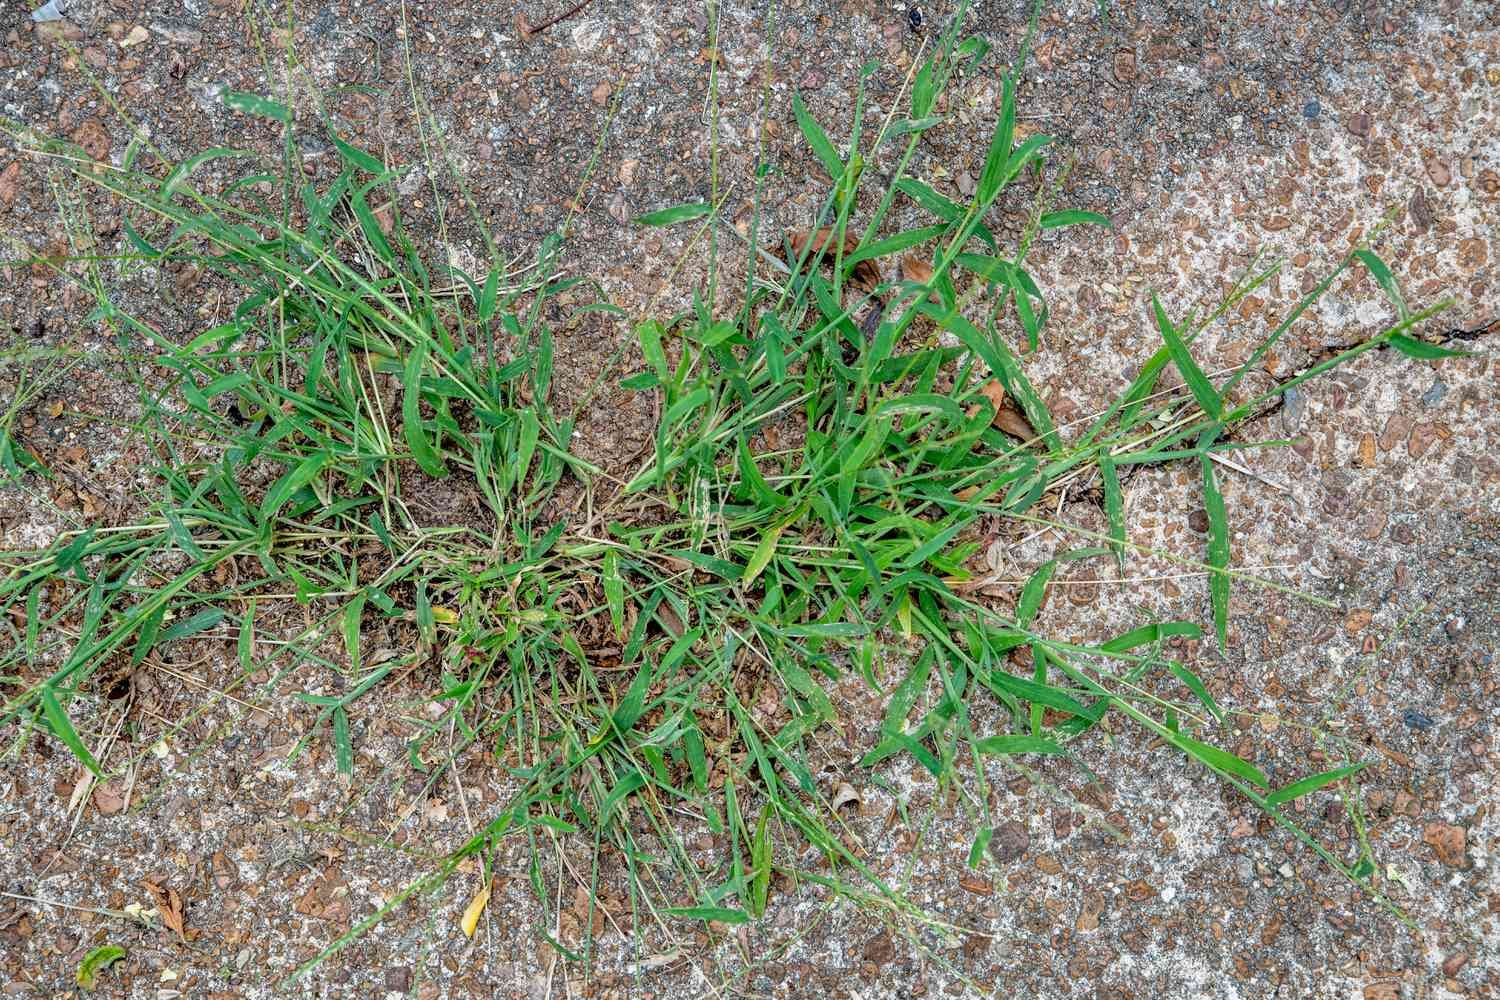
<box><xmin>972</xmin><ymin>380</ymin><xmax>1038</xmax><ymax>443</ymax></box>
<box><xmin>830</xmin><ymin>782</ymin><xmax>862</xmax><ymax>813</ymax></box>
<box><xmin>514</xmin><ymin>11</ymin><xmax>533</xmax><ymax>38</ymax></box>
<box><xmin>787</xmin><ymin>227</ymin><xmax>853</xmax><ymax>258</ymax></box>
<box><xmin>1422</xmin><ymin>822</ymin><xmax>1467</xmax><ymax>868</ymax></box>
<box><xmin>993</xmin><ymin>404</ymin><xmax>1038</xmax><ymax>443</ymax></box>
<box><xmin>785</xmin><ymin>228</ymin><xmax>883</xmax><ymax>293</ymax></box>
<box><xmin>91</xmin><ymin>781</ymin><xmax>126</xmax><ymax>815</ymax></box>
<box><xmin>901</xmin><ymin>254</ymin><xmax>933</xmax><ymax>285</ymax></box>
<box><xmin>851</xmin><ymin>259</ymin><xmax>882</xmax><ymax>293</ymax></box>
<box><xmin>142</xmin><ymin>879</ymin><xmax>187</xmax><ymax>942</ymax></box>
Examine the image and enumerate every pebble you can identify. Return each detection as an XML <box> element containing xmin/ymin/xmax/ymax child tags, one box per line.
<box><xmin>1420</xmin><ymin>380</ymin><xmax>1447</xmax><ymax>407</ymax></box>
<box><xmin>1281</xmin><ymin>386</ymin><xmax>1306</xmax><ymax>434</ymax></box>
<box><xmin>1401</xmin><ymin>709</ymin><xmax>1435</xmax><ymax>732</ymax></box>
<box><xmin>1426</xmin><ymin>157</ymin><xmax>1451</xmax><ymax>188</ymax></box>
<box><xmin>988</xmin><ymin>820</ymin><xmax>1029</xmax><ymax>863</ymax></box>
<box><xmin>1302</xmin><ymin>99</ymin><xmax>1320</xmax><ymax>119</ymax></box>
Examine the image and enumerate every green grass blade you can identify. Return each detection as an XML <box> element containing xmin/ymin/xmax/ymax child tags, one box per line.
<box><xmin>1265</xmin><ymin>764</ymin><xmax>1366</xmax><ymax>807</ymax></box>
<box><xmin>791</xmin><ymin>92</ymin><xmax>844</xmax><ymax>178</ymax></box>
<box><xmin>40</xmin><ymin>685</ymin><xmax>103</xmax><ymax>777</ymax></box>
<box><xmin>1201</xmin><ymin>453</ymin><xmax>1230</xmax><ymax>652</ymax></box>
<box><xmin>634</xmin><ymin>203</ymin><xmax>711</xmax><ymax>227</ymax></box>
<box><xmin>1153</xmin><ymin>293</ymin><xmax>1221</xmax><ymax>419</ymax></box>
<box><xmin>402</xmin><ymin>343</ymin><xmax>449</xmax><ymax>478</ymax></box>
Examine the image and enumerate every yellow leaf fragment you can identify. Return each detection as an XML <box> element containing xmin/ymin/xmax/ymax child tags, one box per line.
<box><xmin>460</xmin><ymin>881</ymin><xmax>491</xmax><ymax>938</ymax></box>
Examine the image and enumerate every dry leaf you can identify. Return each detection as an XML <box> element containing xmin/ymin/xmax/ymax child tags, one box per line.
<box><xmin>141</xmin><ymin>880</ymin><xmax>187</xmax><ymax>942</ymax></box>
<box><xmin>831</xmin><ymin>782</ymin><xmax>862</xmax><ymax>813</ymax></box>
<box><xmin>993</xmin><ymin>404</ymin><xmax>1038</xmax><ymax>443</ymax></box>
<box><xmin>423</xmin><ymin>798</ymin><xmax>449</xmax><ymax>824</ymax></box>
<box><xmin>66</xmin><ymin>769</ymin><xmax>94</xmax><ymax>812</ymax></box>
<box><xmin>1422</xmin><ymin>823</ymin><xmax>1467</xmax><ymax>868</ymax></box>
<box><xmin>784</xmin><ymin>227</ymin><xmax>883</xmax><ymax>292</ymax></box>
<box><xmin>91</xmin><ymin>781</ymin><xmax>126</xmax><ymax>815</ymax></box>
<box><xmin>460</xmin><ymin>881</ymin><xmax>491</xmax><ymax>938</ymax></box>
<box><xmin>514</xmin><ymin>12</ymin><xmax>533</xmax><ymax>37</ymax></box>
<box><xmin>972</xmin><ymin>380</ymin><xmax>1038</xmax><ymax>443</ymax></box>
<box><xmin>901</xmin><ymin>254</ymin><xmax>933</xmax><ymax>285</ymax></box>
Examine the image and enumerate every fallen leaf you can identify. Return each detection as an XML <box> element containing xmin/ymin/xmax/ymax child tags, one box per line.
<box><xmin>901</xmin><ymin>254</ymin><xmax>933</xmax><ymax>285</ymax></box>
<box><xmin>831</xmin><ymin>782</ymin><xmax>861</xmax><ymax>813</ymax></box>
<box><xmin>91</xmin><ymin>781</ymin><xmax>126</xmax><ymax>815</ymax></box>
<box><xmin>141</xmin><ymin>880</ymin><xmax>187</xmax><ymax>942</ymax></box>
<box><xmin>784</xmin><ymin>227</ymin><xmax>882</xmax><ymax>291</ymax></box>
<box><xmin>1422</xmin><ymin>822</ymin><xmax>1467</xmax><ymax>868</ymax></box>
<box><xmin>514</xmin><ymin>11</ymin><xmax>532</xmax><ymax>38</ymax></box>
<box><xmin>423</xmin><ymin>797</ymin><xmax>448</xmax><ymax>824</ymax></box>
<box><xmin>972</xmin><ymin>380</ymin><xmax>1038</xmax><ymax>443</ymax></box>
<box><xmin>460</xmin><ymin>881</ymin><xmax>491</xmax><ymax>938</ymax></box>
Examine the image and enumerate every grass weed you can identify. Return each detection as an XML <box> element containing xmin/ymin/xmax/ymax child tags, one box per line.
<box><xmin>0</xmin><ymin>0</ymin><xmax>1472</xmax><ymax>988</ymax></box>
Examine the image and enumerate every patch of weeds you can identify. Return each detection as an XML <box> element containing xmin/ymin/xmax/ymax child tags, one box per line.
<box><xmin>0</xmin><ymin>0</ymin><xmax>1475</xmax><ymax>988</ymax></box>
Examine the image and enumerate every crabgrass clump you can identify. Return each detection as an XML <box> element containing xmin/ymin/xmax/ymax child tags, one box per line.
<box><xmin>0</xmin><ymin>0</ymin><xmax>1471</xmax><ymax>985</ymax></box>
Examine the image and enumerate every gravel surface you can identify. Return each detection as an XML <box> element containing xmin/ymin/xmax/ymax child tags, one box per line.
<box><xmin>1</xmin><ymin>1</ymin><xmax>1496</xmax><ymax>997</ymax></box>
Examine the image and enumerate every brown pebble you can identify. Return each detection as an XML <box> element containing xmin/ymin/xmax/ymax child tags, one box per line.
<box><xmin>1346</xmin><ymin>112</ymin><xmax>1371</xmax><ymax>137</ymax></box>
<box><xmin>1378</xmin><ymin>413</ymin><xmax>1413</xmax><ymax>452</ymax></box>
<box><xmin>1422</xmin><ymin>822</ymin><xmax>1467</xmax><ymax>867</ymax></box>
<box><xmin>1407</xmin><ymin>423</ymin><xmax>1439</xmax><ymax>459</ymax></box>
<box><xmin>1441</xmin><ymin>952</ymin><xmax>1468</xmax><ymax>976</ymax></box>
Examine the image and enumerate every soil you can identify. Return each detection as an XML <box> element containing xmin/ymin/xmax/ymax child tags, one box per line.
<box><xmin>1</xmin><ymin>1</ymin><xmax>1497</xmax><ymax>998</ymax></box>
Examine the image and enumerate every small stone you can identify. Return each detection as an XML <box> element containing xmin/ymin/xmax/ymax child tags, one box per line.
<box><xmin>1421</xmin><ymin>822</ymin><xmax>1467</xmax><ymax>867</ymax></box>
<box><xmin>1426</xmin><ymin>158</ymin><xmax>1451</xmax><ymax>188</ymax></box>
<box><xmin>1280</xmin><ymin>387</ymin><xmax>1306</xmax><ymax>434</ymax></box>
<box><xmin>1408</xmin><ymin>187</ymin><xmax>1435</xmax><ymax>231</ymax></box>
<box><xmin>1441</xmin><ymin>952</ymin><xmax>1468</xmax><ymax>977</ymax></box>
<box><xmin>384</xmin><ymin>967</ymin><xmax>412</xmax><ymax>992</ymax></box>
<box><xmin>1345</xmin><ymin>112</ymin><xmax>1371</xmax><ymax>137</ymax></box>
<box><xmin>71</xmin><ymin>119</ymin><xmax>111</xmax><ymax>162</ymax></box>
<box><xmin>1420</xmin><ymin>380</ymin><xmax>1447</xmax><ymax>407</ymax></box>
<box><xmin>862</xmin><ymin>931</ymin><xmax>895</xmax><ymax>965</ymax></box>
<box><xmin>988</xmin><ymin>820</ymin><xmax>1028</xmax><ymax>863</ymax></box>
<box><xmin>1188</xmin><ymin>509</ymin><xmax>1209</xmax><ymax>533</ymax></box>
<box><xmin>1261</xmin><ymin>215</ymin><xmax>1292</xmax><ymax>231</ymax></box>
<box><xmin>1355</xmin><ymin>434</ymin><xmax>1376</xmax><ymax>468</ymax></box>
<box><xmin>0</xmin><ymin>161</ymin><xmax>19</xmax><ymax>211</ymax></box>
<box><xmin>1378</xmin><ymin>413</ymin><xmax>1412</xmax><ymax>452</ymax></box>
<box><xmin>1124</xmin><ymin>879</ymin><xmax>1155</xmax><ymax>902</ymax></box>
<box><xmin>1113</xmin><ymin>48</ymin><xmax>1136</xmax><ymax>83</ymax></box>
<box><xmin>1302</xmin><ymin>99</ymin><xmax>1320</xmax><ymax>119</ymax></box>
<box><xmin>1401</xmin><ymin>709</ymin><xmax>1435</xmax><ymax>732</ymax></box>
<box><xmin>590</xmin><ymin>81</ymin><xmax>611</xmax><ymax>107</ymax></box>
<box><xmin>1344</xmin><ymin>608</ymin><xmax>1372</xmax><ymax>635</ymax></box>
<box><xmin>1407</xmin><ymin>423</ymin><xmax>1439</xmax><ymax>459</ymax></box>
<box><xmin>618</xmin><ymin>158</ymin><xmax>639</xmax><ymax>188</ymax></box>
